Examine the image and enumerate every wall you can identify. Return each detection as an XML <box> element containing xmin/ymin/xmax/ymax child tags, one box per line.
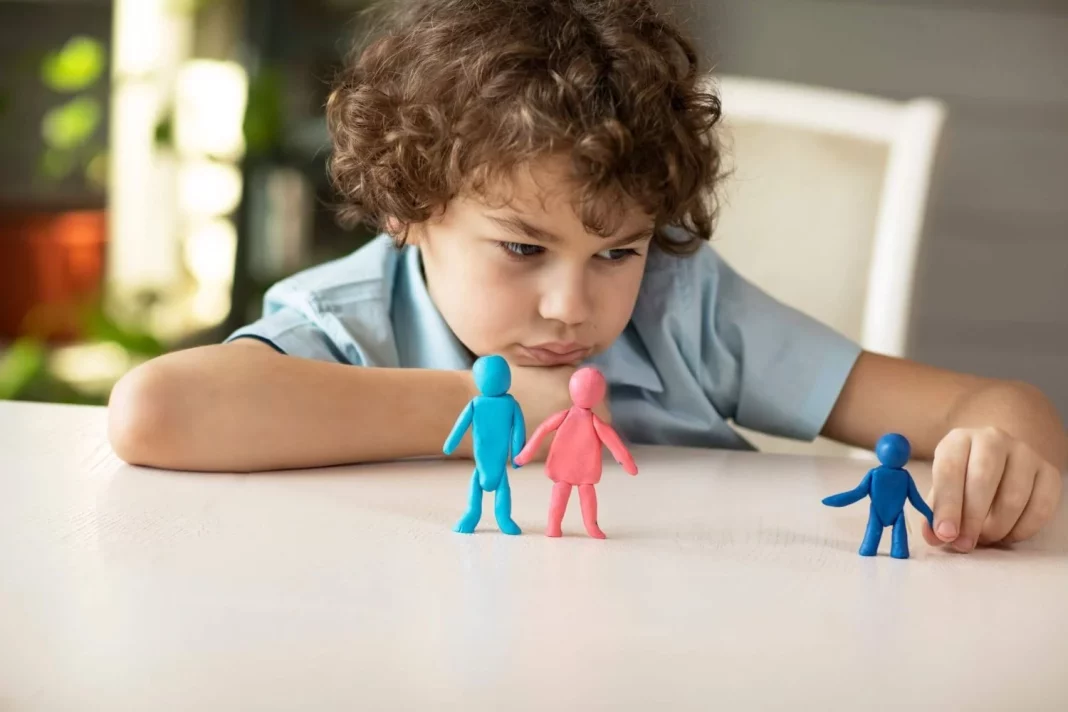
<box><xmin>671</xmin><ymin>0</ymin><xmax>1068</xmax><ymax>416</ymax></box>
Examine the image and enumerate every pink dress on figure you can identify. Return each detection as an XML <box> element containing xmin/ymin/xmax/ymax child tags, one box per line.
<box><xmin>514</xmin><ymin>367</ymin><xmax>638</xmax><ymax>539</ymax></box>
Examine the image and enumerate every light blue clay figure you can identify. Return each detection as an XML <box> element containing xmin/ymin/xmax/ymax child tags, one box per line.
<box><xmin>443</xmin><ymin>355</ymin><xmax>526</xmax><ymax>535</ymax></box>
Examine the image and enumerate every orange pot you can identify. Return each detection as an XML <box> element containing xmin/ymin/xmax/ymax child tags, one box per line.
<box><xmin>0</xmin><ymin>209</ymin><xmax>107</xmax><ymax>341</ymax></box>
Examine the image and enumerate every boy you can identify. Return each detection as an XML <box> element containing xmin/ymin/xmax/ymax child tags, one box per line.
<box><xmin>109</xmin><ymin>0</ymin><xmax>1065</xmax><ymax>553</ymax></box>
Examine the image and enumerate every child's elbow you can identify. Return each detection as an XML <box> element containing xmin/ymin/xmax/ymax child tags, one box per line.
<box><xmin>107</xmin><ymin>360</ymin><xmax>183</xmax><ymax>467</ymax></box>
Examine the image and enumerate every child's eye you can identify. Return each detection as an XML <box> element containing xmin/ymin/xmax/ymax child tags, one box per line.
<box><xmin>595</xmin><ymin>248</ymin><xmax>640</xmax><ymax>262</ymax></box>
<box><xmin>498</xmin><ymin>241</ymin><xmax>545</xmax><ymax>259</ymax></box>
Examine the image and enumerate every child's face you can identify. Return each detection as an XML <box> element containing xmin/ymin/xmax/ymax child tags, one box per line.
<box><xmin>410</xmin><ymin>156</ymin><xmax>654</xmax><ymax>367</ymax></box>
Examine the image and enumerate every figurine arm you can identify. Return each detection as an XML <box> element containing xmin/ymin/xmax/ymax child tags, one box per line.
<box><xmin>514</xmin><ymin>409</ymin><xmax>568</xmax><ymax>466</ymax></box>
<box><xmin>821</xmin><ymin>469</ymin><xmax>874</xmax><ymax>507</ymax></box>
<box><xmin>442</xmin><ymin>401</ymin><xmax>475</xmax><ymax>456</ymax></box>
<box><xmin>906</xmin><ymin>474</ymin><xmax>935</xmax><ymax>527</ymax></box>
<box><xmin>509</xmin><ymin>396</ymin><xmax>527</xmax><ymax>468</ymax></box>
<box><xmin>592</xmin><ymin>414</ymin><xmax>637</xmax><ymax>475</ymax></box>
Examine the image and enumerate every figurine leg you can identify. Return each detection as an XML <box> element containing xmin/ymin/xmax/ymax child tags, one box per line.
<box><xmin>578</xmin><ymin>484</ymin><xmax>606</xmax><ymax>539</ymax></box>
<box><xmin>546</xmin><ymin>482</ymin><xmax>572</xmax><ymax>538</ymax></box>
<box><xmin>890</xmin><ymin>511</ymin><xmax>910</xmax><ymax>559</ymax></box>
<box><xmin>493</xmin><ymin>474</ymin><xmax>521</xmax><ymax>535</ymax></box>
<box><xmin>454</xmin><ymin>468</ymin><xmax>483</xmax><ymax>534</ymax></box>
<box><xmin>859</xmin><ymin>506</ymin><xmax>883</xmax><ymax>556</ymax></box>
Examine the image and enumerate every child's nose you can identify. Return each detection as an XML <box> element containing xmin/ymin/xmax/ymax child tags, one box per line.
<box><xmin>538</xmin><ymin>270</ymin><xmax>590</xmax><ymax>327</ymax></box>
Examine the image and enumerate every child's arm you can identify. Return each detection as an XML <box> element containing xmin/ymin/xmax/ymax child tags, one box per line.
<box><xmin>108</xmin><ymin>341</ymin><xmax>591</xmax><ymax>472</ymax></box>
<box><xmin>107</xmin><ymin>340</ymin><xmax>478</xmax><ymax>471</ymax></box>
<box><xmin>591</xmin><ymin>414</ymin><xmax>638</xmax><ymax>475</ymax></box>
<box><xmin>822</xmin><ymin>351</ymin><xmax>1066</xmax><ymax>549</ymax></box>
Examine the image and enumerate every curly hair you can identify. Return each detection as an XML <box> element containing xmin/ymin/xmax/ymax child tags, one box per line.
<box><xmin>326</xmin><ymin>0</ymin><xmax>722</xmax><ymax>255</ymax></box>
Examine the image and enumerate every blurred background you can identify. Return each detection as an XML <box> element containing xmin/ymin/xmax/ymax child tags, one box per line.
<box><xmin>0</xmin><ymin>0</ymin><xmax>1066</xmax><ymax>426</ymax></box>
<box><xmin>1</xmin><ymin>0</ymin><xmax>378</xmax><ymax>405</ymax></box>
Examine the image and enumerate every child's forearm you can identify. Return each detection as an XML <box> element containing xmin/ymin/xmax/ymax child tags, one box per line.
<box><xmin>825</xmin><ymin>353</ymin><xmax>1067</xmax><ymax>469</ymax></box>
<box><xmin>108</xmin><ymin>341</ymin><xmax>475</xmax><ymax>471</ymax></box>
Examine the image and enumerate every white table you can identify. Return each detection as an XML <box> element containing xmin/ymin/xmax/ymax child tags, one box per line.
<box><xmin>1</xmin><ymin>401</ymin><xmax>1066</xmax><ymax>711</ymax></box>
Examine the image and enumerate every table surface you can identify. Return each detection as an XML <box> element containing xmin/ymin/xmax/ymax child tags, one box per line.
<box><xmin>1</xmin><ymin>401</ymin><xmax>1066</xmax><ymax>711</ymax></box>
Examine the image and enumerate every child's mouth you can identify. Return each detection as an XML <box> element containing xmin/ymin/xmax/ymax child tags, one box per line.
<box><xmin>518</xmin><ymin>344</ymin><xmax>590</xmax><ymax>366</ymax></box>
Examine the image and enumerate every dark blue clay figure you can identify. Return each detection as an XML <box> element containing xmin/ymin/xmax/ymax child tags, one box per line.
<box><xmin>443</xmin><ymin>355</ymin><xmax>526</xmax><ymax>535</ymax></box>
<box><xmin>822</xmin><ymin>433</ymin><xmax>934</xmax><ymax>559</ymax></box>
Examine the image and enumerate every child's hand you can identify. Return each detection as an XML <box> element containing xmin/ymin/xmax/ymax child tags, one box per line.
<box><xmin>923</xmin><ymin>427</ymin><xmax>1063</xmax><ymax>552</ymax></box>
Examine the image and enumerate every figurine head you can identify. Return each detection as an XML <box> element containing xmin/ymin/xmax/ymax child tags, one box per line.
<box><xmin>569</xmin><ymin>366</ymin><xmax>607</xmax><ymax>409</ymax></box>
<box><xmin>875</xmin><ymin>433</ymin><xmax>910</xmax><ymax>469</ymax></box>
<box><xmin>472</xmin><ymin>354</ymin><xmax>511</xmax><ymax>397</ymax></box>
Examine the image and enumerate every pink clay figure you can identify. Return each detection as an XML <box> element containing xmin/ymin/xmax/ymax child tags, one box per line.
<box><xmin>514</xmin><ymin>366</ymin><xmax>637</xmax><ymax>539</ymax></box>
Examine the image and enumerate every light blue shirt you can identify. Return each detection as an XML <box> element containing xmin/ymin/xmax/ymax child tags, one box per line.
<box><xmin>226</xmin><ymin>235</ymin><xmax>861</xmax><ymax>450</ymax></box>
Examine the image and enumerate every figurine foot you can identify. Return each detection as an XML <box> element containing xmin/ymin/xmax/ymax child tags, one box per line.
<box><xmin>546</xmin><ymin>525</ymin><xmax>563</xmax><ymax>538</ymax></box>
<box><xmin>858</xmin><ymin>545</ymin><xmax>878</xmax><ymax>556</ymax></box>
<box><xmin>585</xmin><ymin>524</ymin><xmax>607</xmax><ymax>540</ymax></box>
<box><xmin>497</xmin><ymin>518</ymin><xmax>521</xmax><ymax>536</ymax></box>
<box><xmin>890</xmin><ymin>545</ymin><xmax>910</xmax><ymax>559</ymax></box>
<box><xmin>454</xmin><ymin>512</ymin><xmax>481</xmax><ymax>534</ymax></box>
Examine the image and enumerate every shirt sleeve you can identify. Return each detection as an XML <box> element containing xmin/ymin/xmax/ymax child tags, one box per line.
<box><xmin>699</xmin><ymin>247</ymin><xmax>863</xmax><ymax>441</ymax></box>
<box><xmin>224</xmin><ymin>282</ymin><xmax>357</xmax><ymax>364</ymax></box>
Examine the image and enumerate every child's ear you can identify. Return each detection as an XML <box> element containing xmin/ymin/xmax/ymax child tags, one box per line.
<box><xmin>384</xmin><ymin>217</ymin><xmax>419</xmax><ymax>246</ymax></box>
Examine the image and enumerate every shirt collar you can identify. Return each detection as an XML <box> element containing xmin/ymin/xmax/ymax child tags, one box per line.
<box><xmin>588</xmin><ymin>322</ymin><xmax>665</xmax><ymax>394</ymax></box>
<box><xmin>392</xmin><ymin>244</ymin><xmax>474</xmax><ymax>372</ymax></box>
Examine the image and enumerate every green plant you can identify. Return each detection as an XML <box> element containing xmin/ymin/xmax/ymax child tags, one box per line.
<box><xmin>0</xmin><ymin>340</ymin><xmax>47</xmax><ymax>401</ymax></box>
<box><xmin>36</xmin><ymin>35</ymin><xmax>108</xmax><ymax>187</ymax></box>
<box><xmin>41</xmin><ymin>36</ymin><xmax>105</xmax><ymax>92</ymax></box>
<box><xmin>0</xmin><ymin>297</ymin><xmax>167</xmax><ymax>404</ymax></box>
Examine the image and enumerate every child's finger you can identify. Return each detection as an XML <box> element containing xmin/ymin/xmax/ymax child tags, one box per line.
<box><xmin>955</xmin><ymin>430</ymin><xmax>1009</xmax><ymax>552</ymax></box>
<box><xmin>921</xmin><ymin>517</ymin><xmax>942</xmax><ymax>546</ymax></box>
<box><xmin>978</xmin><ymin>447</ymin><xmax>1038</xmax><ymax>544</ymax></box>
<box><xmin>930</xmin><ymin>431</ymin><xmax>971</xmax><ymax>542</ymax></box>
<box><xmin>1005</xmin><ymin>463</ymin><xmax>1063</xmax><ymax>543</ymax></box>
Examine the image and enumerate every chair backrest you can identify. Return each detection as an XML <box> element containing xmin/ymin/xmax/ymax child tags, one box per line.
<box><xmin>709</xmin><ymin>74</ymin><xmax>946</xmax><ymax>357</ymax></box>
<box><xmin>706</xmin><ymin>75</ymin><xmax>946</xmax><ymax>455</ymax></box>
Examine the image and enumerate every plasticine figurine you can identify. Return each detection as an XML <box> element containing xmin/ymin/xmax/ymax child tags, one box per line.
<box><xmin>443</xmin><ymin>355</ymin><xmax>526</xmax><ymax>535</ymax></box>
<box><xmin>514</xmin><ymin>366</ymin><xmax>636</xmax><ymax>539</ymax></box>
<box><xmin>822</xmin><ymin>433</ymin><xmax>934</xmax><ymax>559</ymax></box>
